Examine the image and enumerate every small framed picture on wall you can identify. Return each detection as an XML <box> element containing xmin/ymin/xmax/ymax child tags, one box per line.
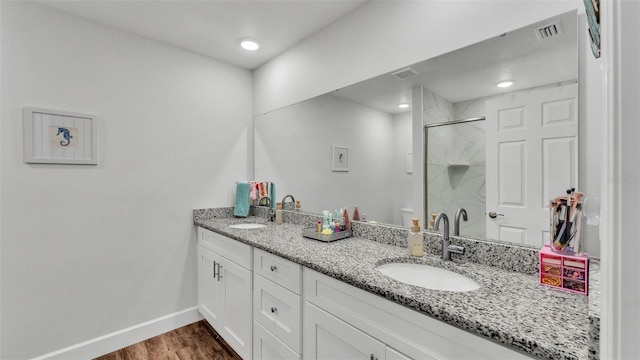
<box><xmin>23</xmin><ymin>107</ymin><xmax>98</xmax><ymax>165</ymax></box>
<box><xmin>331</xmin><ymin>145</ymin><xmax>350</xmax><ymax>172</ymax></box>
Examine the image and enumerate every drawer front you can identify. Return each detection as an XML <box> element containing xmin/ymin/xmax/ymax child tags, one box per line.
<box><xmin>254</xmin><ymin>322</ymin><xmax>301</xmax><ymax>360</ymax></box>
<box><xmin>254</xmin><ymin>273</ymin><xmax>302</xmax><ymax>353</ymax></box>
<box><xmin>198</xmin><ymin>227</ymin><xmax>251</xmax><ymax>269</ymax></box>
<box><xmin>254</xmin><ymin>248</ymin><xmax>302</xmax><ymax>294</ymax></box>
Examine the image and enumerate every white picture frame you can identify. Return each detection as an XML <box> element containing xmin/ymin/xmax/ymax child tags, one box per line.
<box><xmin>24</xmin><ymin>107</ymin><xmax>98</xmax><ymax>165</ymax></box>
<box><xmin>331</xmin><ymin>145</ymin><xmax>350</xmax><ymax>172</ymax></box>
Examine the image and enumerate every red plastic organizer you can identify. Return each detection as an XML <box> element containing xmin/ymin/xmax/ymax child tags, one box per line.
<box><xmin>539</xmin><ymin>244</ymin><xmax>588</xmax><ymax>295</ymax></box>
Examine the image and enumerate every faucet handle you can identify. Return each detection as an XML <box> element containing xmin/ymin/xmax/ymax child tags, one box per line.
<box><xmin>447</xmin><ymin>244</ymin><xmax>465</xmax><ymax>255</ymax></box>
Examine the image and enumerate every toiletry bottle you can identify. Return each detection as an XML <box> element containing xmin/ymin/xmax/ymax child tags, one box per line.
<box><xmin>275</xmin><ymin>202</ymin><xmax>283</xmax><ymax>225</ymax></box>
<box><xmin>429</xmin><ymin>213</ymin><xmax>437</xmax><ymax>230</ymax></box>
<box><xmin>295</xmin><ymin>200</ymin><xmax>301</xmax><ymax>212</ymax></box>
<box><xmin>408</xmin><ymin>218</ymin><xmax>424</xmax><ymax>257</ymax></box>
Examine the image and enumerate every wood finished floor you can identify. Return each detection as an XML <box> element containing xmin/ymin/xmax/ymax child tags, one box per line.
<box><xmin>94</xmin><ymin>320</ymin><xmax>242</xmax><ymax>360</ymax></box>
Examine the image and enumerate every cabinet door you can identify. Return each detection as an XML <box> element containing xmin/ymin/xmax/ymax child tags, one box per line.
<box><xmin>304</xmin><ymin>302</ymin><xmax>385</xmax><ymax>360</ymax></box>
<box><xmin>219</xmin><ymin>254</ymin><xmax>253</xmax><ymax>360</ymax></box>
<box><xmin>198</xmin><ymin>246</ymin><xmax>224</xmax><ymax>327</ymax></box>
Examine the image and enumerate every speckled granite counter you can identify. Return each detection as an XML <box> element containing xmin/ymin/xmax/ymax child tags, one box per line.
<box><xmin>194</xmin><ymin>211</ymin><xmax>598</xmax><ymax>360</ymax></box>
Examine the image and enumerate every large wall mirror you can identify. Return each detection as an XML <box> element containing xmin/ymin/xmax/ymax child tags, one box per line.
<box><xmin>255</xmin><ymin>10</ymin><xmax>588</xmax><ymax>249</ymax></box>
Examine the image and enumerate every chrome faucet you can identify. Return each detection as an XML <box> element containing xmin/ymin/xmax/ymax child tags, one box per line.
<box><xmin>258</xmin><ymin>196</ymin><xmax>272</xmax><ymax>208</ymax></box>
<box><xmin>258</xmin><ymin>196</ymin><xmax>275</xmax><ymax>221</ymax></box>
<box><xmin>433</xmin><ymin>212</ymin><xmax>465</xmax><ymax>261</ymax></box>
<box><xmin>281</xmin><ymin>194</ymin><xmax>295</xmax><ymax>211</ymax></box>
<box><xmin>454</xmin><ymin>208</ymin><xmax>468</xmax><ymax>236</ymax></box>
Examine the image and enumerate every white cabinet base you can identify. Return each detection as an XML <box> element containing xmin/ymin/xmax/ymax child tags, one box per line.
<box><xmin>198</xmin><ymin>228</ymin><xmax>252</xmax><ymax>360</ymax></box>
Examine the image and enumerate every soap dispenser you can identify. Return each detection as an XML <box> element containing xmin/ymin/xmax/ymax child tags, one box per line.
<box><xmin>275</xmin><ymin>202</ymin><xmax>283</xmax><ymax>225</ymax></box>
<box><xmin>408</xmin><ymin>218</ymin><xmax>424</xmax><ymax>257</ymax></box>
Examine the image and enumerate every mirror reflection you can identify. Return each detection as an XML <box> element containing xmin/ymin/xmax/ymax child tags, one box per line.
<box><xmin>255</xmin><ymin>10</ymin><xmax>579</xmax><ymax>246</ymax></box>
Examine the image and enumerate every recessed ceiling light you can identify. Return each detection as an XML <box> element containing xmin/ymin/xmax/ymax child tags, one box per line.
<box><xmin>497</xmin><ymin>81</ymin><xmax>514</xmax><ymax>88</ymax></box>
<box><xmin>240</xmin><ymin>39</ymin><xmax>260</xmax><ymax>51</ymax></box>
<box><xmin>398</xmin><ymin>103</ymin><xmax>410</xmax><ymax>109</ymax></box>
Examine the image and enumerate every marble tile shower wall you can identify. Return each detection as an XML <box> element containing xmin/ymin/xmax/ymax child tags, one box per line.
<box><xmin>193</xmin><ymin>206</ymin><xmax>539</xmax><ymax>274</ymax></box>
<box><xmin>424</xmin><ymin>89</ymin><xmax>486</xmax><ymax>239</ymax></box>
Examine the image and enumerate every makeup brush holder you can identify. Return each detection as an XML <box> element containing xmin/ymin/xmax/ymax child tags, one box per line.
<box><xmin>549</xmin><ymin>193</ymin><xmax>585</xmax><ymax>255</ymax></box>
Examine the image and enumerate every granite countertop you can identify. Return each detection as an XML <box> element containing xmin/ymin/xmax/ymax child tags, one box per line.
<box><xmin>195</xmin><ymin>215</ymin><xmax>593</xmax><ymax>360</ymax></box>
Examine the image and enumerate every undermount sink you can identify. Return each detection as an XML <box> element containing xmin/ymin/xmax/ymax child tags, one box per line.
<box><xmin>229</xmin><ymin>223</ymin><xmax>266</xmax><ymax>229</ymax></box>
<box><xmin>376</xmin><ymin>262</ymin><xmax>480</xmax><ymax>292</ymax></box>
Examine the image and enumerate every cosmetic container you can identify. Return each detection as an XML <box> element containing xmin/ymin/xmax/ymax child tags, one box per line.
<box><xmin>408</xmin><ymin>218</ymin><xmax>424</xmax><ymax>257</ymax></box>
<box><xmin>275</xmin><ymin>202</ymin><xmax>283</xmax><ymax>225</ymax></box>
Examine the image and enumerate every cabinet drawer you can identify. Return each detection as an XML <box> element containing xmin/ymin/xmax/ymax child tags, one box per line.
<box><xmin>254</xmin><ymin>273</ymin><xmax>302</xmax><ymax>353</ymax></box>
<box><xmin>254</xmin><ymin>248</ymin><xmax>302</xmax><ymax>294</ymax></box>
<box><xmin>198</xmin><ymin>227</ymin><xmax>251</xmax><ymax>269</ymax></box>
<box><xmin>254</xmin><ymin>322</ymin><xmax>301</xmax><ymax>360</ymax></box>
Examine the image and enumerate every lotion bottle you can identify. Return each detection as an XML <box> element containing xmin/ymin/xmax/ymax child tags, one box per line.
<box><xmin>408</xmin><ymin>218</ymin><xmax>424</xmax><ymax>257</ymax></box>
<box><xmin>275</xmin><ymin>202</ymin><xmax>283</xmax><ymax>225</ymax></box>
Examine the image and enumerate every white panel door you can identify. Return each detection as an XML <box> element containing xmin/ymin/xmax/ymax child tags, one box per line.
<box><xmin>486</xmin><ymin>83</ymin><xmax>578</xmax><ymax>247</ymax></box>
<box><xmin>219</xmin><ymin>254</ymin><xmax>253</xmax><ymax>360</ymax></box>
<box><xmin>304</xmin><ymin>302</ymin><xmax>385</xmax><ymax>360</ymax></box>
<box><xmin>198</xmin><ymin>246</ymin><xmax>224</xmax><ymax>328</ymax></box>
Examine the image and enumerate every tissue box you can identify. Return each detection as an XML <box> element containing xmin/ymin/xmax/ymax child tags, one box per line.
<box><xmin>539</xmin><ymin>244</ymin><xmax>588</xmax><ymax>295</ymax></box>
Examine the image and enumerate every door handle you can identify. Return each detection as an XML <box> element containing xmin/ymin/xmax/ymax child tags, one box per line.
<box><xmin>488</xmin><ymin>211</ymin><xmax>504</xmax><ymax>219</ymax></box>
<box><xmin>213</xmin><ymin>260</ymin><xmax>217</xmax><ymax>278</ymax></box>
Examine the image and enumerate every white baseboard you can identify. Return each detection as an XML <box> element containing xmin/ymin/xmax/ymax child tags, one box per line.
<box><xmin>32</xmin><ymin>306</ymin><xmax>203</xmax><ymax>360</ymax></box>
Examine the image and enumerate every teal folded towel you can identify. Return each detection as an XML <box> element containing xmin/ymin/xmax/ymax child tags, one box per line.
<box><xmin>234</xmin><ymin>182</ymin><xmax>250</xmax><ymax>217</ymax></box>
<box><xmin>270</xmin><ymin>182</ymin><xmax>276</xmax><ymax>209</ymax></box>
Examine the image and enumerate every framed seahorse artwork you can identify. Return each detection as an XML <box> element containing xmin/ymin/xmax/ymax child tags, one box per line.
<box><xmin>23</xmin><ymin>107</ymin><xmax>98</xmax><ymax>165</ymax></box>
<box><xmin>331</xmin><ymin>145</ymin><xmax>350</xmax><ymax>172</ymax></box>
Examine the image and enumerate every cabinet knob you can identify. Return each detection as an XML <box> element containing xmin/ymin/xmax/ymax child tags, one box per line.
<box><xmin>271</xmin><ymin>306</ymin><xmax>277</xmax><ymax>313</ymax></box>
<box><xmin>270</xmin><ymin>265</ymin><xmax>277</xmax><ymax>271</ymax></box>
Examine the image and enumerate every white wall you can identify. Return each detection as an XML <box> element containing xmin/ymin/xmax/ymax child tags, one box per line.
<box><xmin>0</xmin><ymin>2</ymin><xmax>252</xmax><ymax>359</ymax></box>
<box><xmin>601</xmin><ymin>1</ymin><xmax>640</xmax><ymax>358</ymax></box>
<box><xmin>254</xmin><ymin>94</ymin><xmax>395</xmax><ymax>223</ymax></box>
<box><xmin>253</xmin><ymin>0</ymin><xmax>582</xmax><ymax>115</ymax></box>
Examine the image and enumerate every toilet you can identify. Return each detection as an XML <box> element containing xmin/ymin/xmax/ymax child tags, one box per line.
<box><xmin>400</xmin><ymin>208</ymin><xmax>413</xmax><ymax>227</ymax></box>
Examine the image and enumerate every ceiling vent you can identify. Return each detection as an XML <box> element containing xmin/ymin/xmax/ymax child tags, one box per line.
<box><xmin>534</xmin><ymin>21</ymin><xmax>563</xmax><ymax>41</ymax></box>
<box><xmin>391</xmin><ymin>67</ymin><xmax>419</xmax><ymax>80</ymax></box>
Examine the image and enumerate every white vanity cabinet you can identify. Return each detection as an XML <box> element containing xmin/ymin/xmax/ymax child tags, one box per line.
<box><xmin>303</xmin><ymin>268</ymin><xmax>532</xmax><ymax>360</ymax></box>
<box><xmin>198</xmin><ymin>228</ymin><xmax>252</xmax><ymax>360</ymax></box>
<box><xmin>252</xmin><ymin>248</ymin><xmax>303</xmax><ymax>360</ymax></box>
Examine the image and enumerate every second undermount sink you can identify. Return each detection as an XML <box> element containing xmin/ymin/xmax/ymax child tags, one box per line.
<box><xmin>376</xmin><ymin>262</ymin><xmax>480</xmax><ymax>292</ymax></box>
<box><xmin>229</xmin><ymin>223</ymin><xmax>266</xmax><ymax>229</ymax></box>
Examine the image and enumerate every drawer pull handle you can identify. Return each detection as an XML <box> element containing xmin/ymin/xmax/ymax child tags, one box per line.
<box><xmin>270</xmin><ymin>265</ymin><xmax>277</xmax><ymax>272</ymax></box>
<box><xmin>271</xmin><ymin>306</ymin><xmax>277</xmax><ymax>313</ymax></box>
